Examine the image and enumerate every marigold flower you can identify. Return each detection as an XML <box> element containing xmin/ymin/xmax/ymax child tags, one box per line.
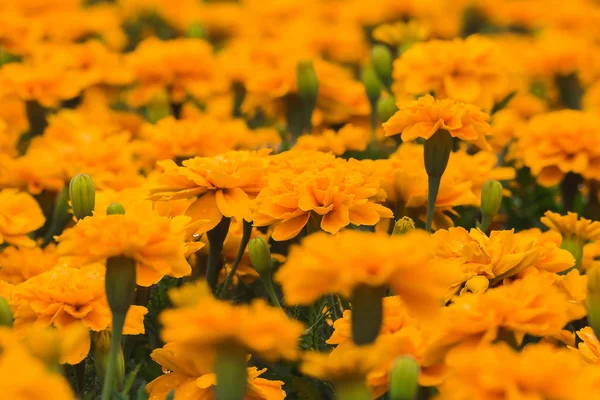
<box><xmin>254</xmin><ymin>151</ymin><xmax>393</xmax><ymax>241</ymax></box>
<box><xmin>275</xmin><ymin>230</ymin><xmax>458</xmax><ymax>320</ymax></box>
<box><xmin>149</xmin><ymin>149</ymin><xmax>271</xmax><ymax>234</ymax></box>
<box><xmin>392</xmin><ymin>35</ymin><xmax>509</xmax><ymax>109</ymax></box>
<box><xmin>160</xmin><ymin>295</ymin><xmax>303</xmax><ymax>362</ymax></box>
<box><xmin>0</xmin><ymin>244</ymin><xmax>59</xmax><ymax>285</ymax></box>
<box><xmin>383</xmin><ymin>94</ymin><xmax>492</xmax><ymax>150</ymax></box>
<box><xmin>294</xmin><ymin>124</ymin><xmax>369</xmax><ymax>156</ymax></box>
<box><xmin>56</xmin><ymin>208</ymin><xmax>203</xmax><ymax>286</ymax></box>
<box><xmin>146</xmin><ymin>342</ymin><xmax>286</xmax><ymax>400</ymax></box>
<box><xmin>437</xmin><ymin>343</ymin><xmax>600</xmax><ymax>400</ymax></box>
<box><xmin>0</xmin><ymin>189</ymin><xmax>45</xmax><ymax>248</ymax></box>
<box><xmin>518</xmin><ymin>110</ymin><xmax>600</xmax><ymax>186</ymax></box>
<box><xmin>11</xmin><ymin>265</ymin><xmax>147</xmax><ymax>364</ymax></box>
<box><xmin>542</xmin><ymin>211</ymin><xmax>600</xmax><ymax>242</ymax></box>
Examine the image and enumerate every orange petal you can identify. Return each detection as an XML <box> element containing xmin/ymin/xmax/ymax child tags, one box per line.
<box><xmin>215</xmin><ymin>188</ymin><xmax>251</xmax><ymax>220</ymax></box>
<box><xmin>321</xmin><ymin>205</ymin><xmax>350</xmax><ymax>233</ymax></box>
<box><xmin>272</xmin><ymin>213</ymin><xmax>310</xmax><ymax>241</ymax></box>
<box><xmin>185</xmin><ymin>192</ymin><xmax>223</xmax><ymax>234</ymax></box>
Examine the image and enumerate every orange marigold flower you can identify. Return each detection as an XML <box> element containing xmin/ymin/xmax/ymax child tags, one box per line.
<box><xmin>392</xmin><ymin>35</ymin><xmax>509</xmax><ymax>109</ymax></box>
<box><xmin>0</xmin><ymin>189</ymin><xmax>45</xmax><ymax>247</ymax></box>
<box><xmin>437</xmin><ymin>343</ymin><xmax>600</xmax><ymax>400</ymax></box>
<box><xmin>56</xmin><ymin>208</ymin><xmax>203</xmax><ymax>286</ymax></box>
<box><xmin>423</xmin><ymin>271</ymin><xmax>586</xmax><ymax>367</ymax></box>
<box><xmin>160</xmin><ymin>295</ymin><xmax>303</xmax><ymax>362</ymax></box>
<box><xmin>515</xmin><ymin>110</ymin><xmax>600</xmax><ymax>187</ymax></box>
<box><xmin>275</xmin><ymin>230</ymin><xmax>458</xmax><ymax>320</ymax></box>
<box><xmin>294</xmin><ymin>124</ymin><xmax>369</xmax><ymax>156</ymax></box>
<box><xmin>0</xmin><ymin>244</ymin><xmax>59</xmax><ymax>285</ymax></box>
<box><xmin>542</xmin><ymin>211</ymin><xmax>600</xmax><ymax>243</ymax></box>
<box><xmin>146</xmin><ymin>342</ymin><xmax>286</xmax><ymax>400</ymax></box>
<box><xmin>383</xmin><ymin>95</ymin><xmax>492</xmax><ymax>150</ymax></box>
<box><xmin>11</xmin><ymin>265</ymin><xmax>147</xmax><ymax>364</ymax></box>
<box><xmin>254</xmin><ymin>151</ymin><xmax>393</xmax><ymax>241</ymax></box>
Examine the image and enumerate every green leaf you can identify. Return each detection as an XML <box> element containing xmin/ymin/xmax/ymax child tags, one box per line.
<box><xmin>136</xmin><ymin>384</ymin><xmax>149</xmax><ymax>400</ymax></box>
<box><xmin>165</xmin><ymin>390</ymin><xmax>176</xmax><ymax>400</ymax></box>
<box><xmin>491</xmin><ymin>91</ymin><xmax>516</xmax><ymax>115</ymax></box>
<box><xmin>121</xmin><ymin>363</ymin><xmax>142</xmax><ymax>395</ymax></box>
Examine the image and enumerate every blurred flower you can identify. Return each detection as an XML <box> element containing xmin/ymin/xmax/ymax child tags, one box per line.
<box><xmin>0</xmin><ymin>189</ymin><xmax>45</xmax><ymax>247</ymax></box>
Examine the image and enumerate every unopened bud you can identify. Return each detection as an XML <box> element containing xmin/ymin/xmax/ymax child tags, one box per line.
<box><xmin>377</xmin><ymin>96</ymin><xmax>398</xmax><ymax>123</ymax></box>
<box><xmin>588</xmin><ymin>266</ymin><xmax>600</xmax><ymax>339</ymax></box>
<box><xmin>106</xmin><ymin>202</ymin><xmax>125</xmax><ymax>215</ymax></box>
<box><xmin>393</xmin><ymin>217</ymin><xmax>415</xmax><ymax>235</ymax></box>
<box><xmin>361</xmin><ymin>64</ymin><xmax>382</xmax><ymax>104</ymax></box>
<box><xmin>69</xmin><ymin>174</ymin><xmax>95</xmax><ymax>220</ymax></box>
<box><xmin>480</xmin><ymin>180</ymin><xmax>503</xmax><ymax>220</ymax></box>
<box><xmin>94</xmin><ymin>330</ymin><xmax>124</xmax><ymax>385</ymax></box>
<box><xmin>248</xmin><ymin>237</ymin><xmax>272</xmax><ymax>277</ymax></box>
<box><xmin>0</xmin><ymin>297</ymin><xmax>12</xmax><ymax>327</ymax></box>
<box><xmin>372</xmin><ymin>45</ymin><xmax>393</xmax><ymax>87</ymax></box>
<box><xmin>297</xmin><ymin>61</ymin><xmax>319</xmax><ymax>105</ymax></box>
<box><xmin>186</xmin><ymin>23</ymin><xmax>205</xmax><ymax>39</ymax></box>
<box><xmin>389</xmin><ymin>356</ymin><xmax>420</xmax><ymax>400</ymax></box>
<box><xmin>105</xmin><ymin>256</ymin><xmax>137</xmax><ymax>316</ymax></box>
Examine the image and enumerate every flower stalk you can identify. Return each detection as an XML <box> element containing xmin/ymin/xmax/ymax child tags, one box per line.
<box><xmin>350</xmin><ymin>285</ymin><xmax>386</xmax><ymax>345</ymax></box>
<box><xmin>336</xmin><ymin>379</ymin><xmax>372</xmax><ymax>400</ymax></box>
<box><xmin>215</xmin><ymin>344</ymin><xmax>247</xmax><ymax>400</ymax></box>
<box><xmin>423</xmin><ymin>130</ymin><xmax>453</xmax><ymax>232</ymax></box>
<box><xmin>219</xmin><ymin>220</ymin><xmax>253</xmax><ymax>298</ymax></box>
<box><xmin>206</xmin><ymin>217</ymin><xmax>232</xmax><ymax>292</ymax></box>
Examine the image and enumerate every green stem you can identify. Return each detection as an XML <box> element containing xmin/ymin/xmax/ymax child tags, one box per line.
<box><xmin>42</xmin><ymin>186</ymin><xmax>70</xmax><ymax>247</ymax></box>
<box><xmin>206</xmin><ymin>217</ymin><xmax>231</xmax><ymax>292</ymax></box>
<box><xmin>426</xmin><ymin>176</ymin><xmax>441</xmax><ymax>233</ymax></box>
<box><xmin>215</xmin><ymin>344</ymin><xmax>247</xmax><ymax>400</ymax></box>
<box><xmin>477</xmin><ymin>215</ymin><xmax>492</xmax><ymax>233</ymax></box>
<box><xmin>328</xmin><ymin>294</ymin><xmax>342</xmax><ymax>321</ymax></box>
<box><xmin>350</xmin><ymin>285</ymin><xmax>386</xmax><ymax>346</ymax></box>
<box><xmin>218</xmin><ymin>220</ymin><xmax>253</xmax><ymax>298</ymax></box>
<box><xmin>263</xmin><ymin>279</ymin><xmax>282</xmax><ymax>309</ymax></box>
<box><xmin>101</xmin><ymin>313</ymin><xmax>125</xmax><ymax>400</ymax></box>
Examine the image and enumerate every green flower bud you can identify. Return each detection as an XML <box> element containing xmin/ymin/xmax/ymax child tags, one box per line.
<box><xmin>94</xmin><ymin>330</ymin><xmax>124</xmax><ymax>386</ymax></box>
<box><xmin>106</xmin><ymin>202</ymin><xmax>125</xmax><ymax>215</ymax></box>
<box><xmin>186</xmin><ymin>23</ymin><xmax>205</xmax><ymax>39</ymax></box>
<box><xmin>69</xmin><ymin>174</ymin><xmax>95</xmax><ymax>220</ymax></box>
<box><xmin>372</xmin><ymin>45</ymin><xmax>393</xmax><ymax>87</ymax></box>
<box><xmin>393</xmin><ymin>217</ymin><xmax>415</xmax><ymax>236</ymax></box>
<box><xmin>0</xmin><ymin>297</ymin><xmax>13</xmax><ymax>327</ymax></box>
<box><xmin>480</xmin><ymin>180</ymin><xmax>503</xmax><ymax>220</ymax></box>
<box><xmin>336</xmin><ymin>379</ymin><xmax>372</xmax><ymax>400</ymax></box>
<box><xmin>377</xmin><ymin>96</ymin><xmax>398</xmax><ymax>123</ymax></box>
<box><xmin>105</xmin><ymin>256</ymin><xmax>137</xmax><ymax>316</ymax></box>
<box><xmin>248</xmin><ymin>237</ymin><xmax>272</xmax><ymax>277</ymax></box>
<box><xmin>588</xmin><ymin>266</ymin><xmax>600</xmax><ymax>339</ymax></box>
<box><xmin>350</xmin><ymin>285</ymin><xmax>386</xmax><ymax>346</ymax></box>
<box><xmin>361</xmin><ymin>64</ymin><xmax>382</xmax><ymax>104</ymax></box>
<box><xmin>297</xmin><ymin>60</ymin><xmax>319</xmax><ymax>104</ymax></box>
<box><xmin>389</xmin><ymin>356</ymin><xmax>420</xmax><ymax>400</ymax></box>
<box><xmin>215</xmin><ymin>344</ymin><xmax>247</xmax><ymax>400</ymax></box>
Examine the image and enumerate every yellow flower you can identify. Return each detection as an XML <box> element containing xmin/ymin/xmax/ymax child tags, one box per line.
<box><xmin>275</xmin><ymin>230</ymin><xmax>458</xmax><ymax>320</ymax></box>
<box><xmin>383</xmin><ymin>95</ymin><xmax>492</xmax><ymax>150</ymax></box>
<box><xmin>423</xmin><ymin>271</ymin><xmax>586</xmax><ymax>367</ymax></box>
<box><xmin>293</xmin><ymin>124</ymin><xmax>369</xmax><ymax>156</ymax></box>
<box><xmin>149</xmin><ymin>149</ymin><xmax>272</xmax><ymax>234</ymax></box>
<box><xmin>437</xmin><ymin>343</ymin><xmax>600</xmax><ymax>400</ymax></box>
<box><xmin>392</xmin><ymin>35</ymin><xmax>509</xmax><ymax>109</ymax></box>
<box><xmin>56</xmin><ymin>208</ymin><xmax>202</xmax><ymax>286</ymax></box>
<box><xmin>573</xmin><ymin>327</ymin><xmax>600</xmax><ymax>364</ymax></box>
<box><xmin>372</xmin><ymin>20</ymin><xmax>431</xmax><ymax>47</ymax></box>
<box><xmin>542</xmin><ymin>211</ymin><xmax>600</xmax><ymax>243</ymax></box>
<box><xmin>515</xmin><ymin>110</ymin><xmax>600</xmax><ymax>186</ymax></box>
<box><xmin>0</xmin><ymin>339</ymin><xmax>75</xmax><ymax>400</ymax></box>
<box><xmin>11</xmin><ymin>265</ymin><xmax>147</xmax><ymax>364</ymax></box>
<box><xmin>0</xmin><ymin>189</ymin><xmax>45</xmax><ymax>247</ymax></box>
<box><xmin>160</xmin><ymin>295</ymin><xmax>303</xmax><ymax>362</ymax></box>
<box><xmin>254</xmin><ymin>151</ymin><xmax>392</xmax><ymax>241</ymax></box>
<box><xmin>146</xmin><ymin>342</ymin><xmax>286</xmax><ymax>400</ymax></box>
<box><xmin>0</xmin><ymin>244</ymin><xmax>59</xmax><ymax>285</ymax></box>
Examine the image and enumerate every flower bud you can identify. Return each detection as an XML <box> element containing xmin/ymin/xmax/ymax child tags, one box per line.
<box><xmin>297</xmin><ymin>60</ymin><xmax>319</xmax><ymax>105</ymax></box>
<box><xmin>389</xmin><ymin>356</ymin><xmax>420</xmax><ymax>400</ymax></box>
<box><xmin>350</xmin><ymin>285</ymin><xmax>386</xmax><ymax>345</ymax></box>
<box><xmin>186</xmin><ymin>23</ymin><xmax>205</xmax><ymax>39</ymax></box>
<box><xmin>588</xmin><ymin>266</ymin><xmax>600</xmax><ymax>339</ymax></box>
<box><xmin>105</xmin><ymin>256</ymin><xmax>137</xmax><ymax>316</ymax></box>
<box><xmin>94</xmin><ymin>330</ymin><xmax>124</xmax><ymax>385</ymax></box>
<box><xmin>423</xmin><ymin>130</ymin><xmax>453</xmax><ymax>232</ymax></box>
<box><xmin>361</xmin><ymin>64</ymin><xmax>382</xmax><ymax>104</ymax></box>
<box><xmin>0</xmin><ymin>297</ymin><xmax>12</xmax><ymax>327</ymax></box>
<box><xmin>106</xmin><ymin>202</ymin><xmax>125</xmax><ymax>215</ymax></box>
<box><xmin>480</xmin><ymin>180</ymin><xmax>503</xmax><ymax>220</ymax></box>
<box><xmin>372</xmin><ymin>45</ymin><xmax>393</xmax><ymax>87</ymax></box>
<box><xmin>69</xmin><ymin>174</ymin><xmax>95</xmax><ymax>220</ymax></box>
<box><xmin>393</xmin><ymin>217</ymin><xmax>415</xmax><ymax>236</ymax></box>
<box><xmin>248</xmin><ymin>237</ymin><xmax>272</xmax><ymax>277</ymax></box>
<box><xmin>377</xmin><ymin>96</ymin><xmax>398</xmax><ymax>123</ymax></box>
